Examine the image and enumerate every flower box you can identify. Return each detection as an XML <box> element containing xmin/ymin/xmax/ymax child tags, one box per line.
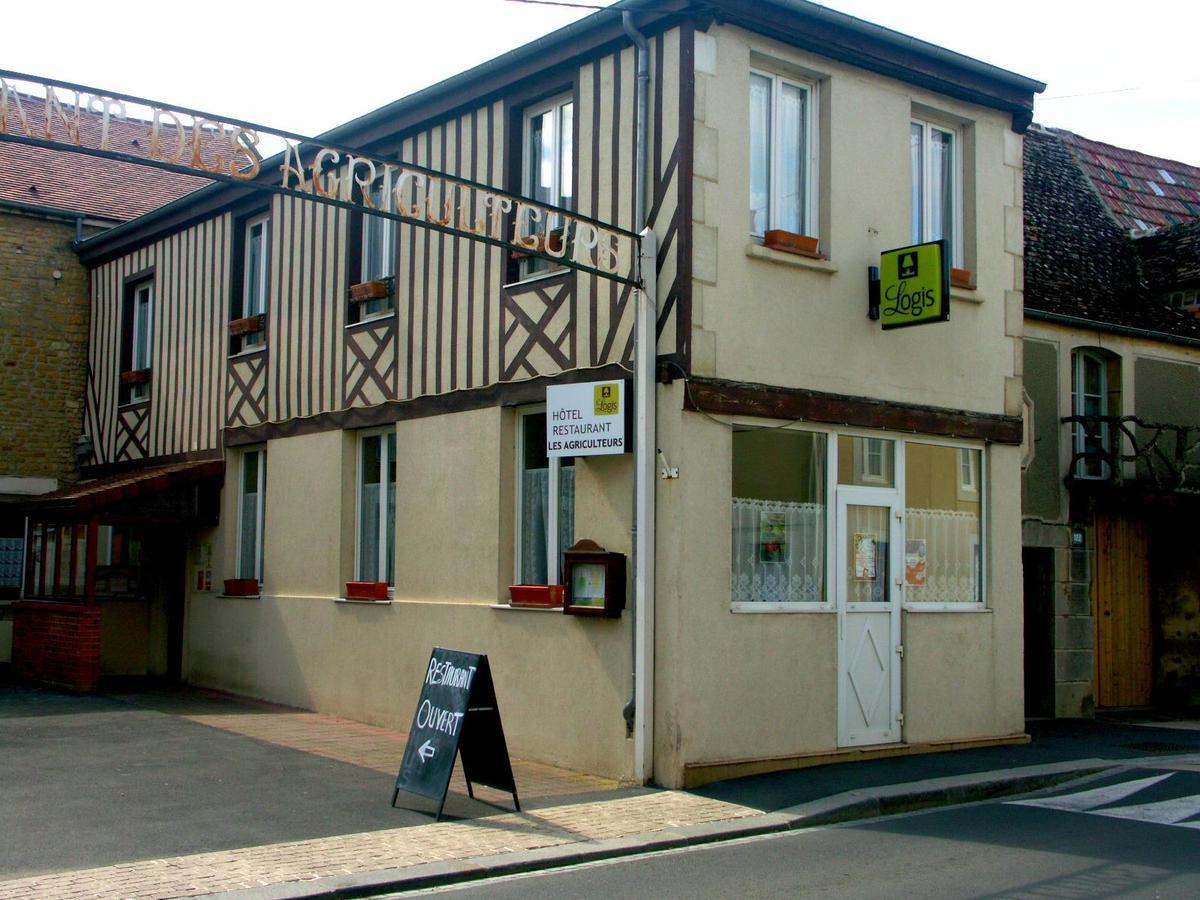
<box><xmin>229</xmin><ymin>314</ymin><xmax>264</xmax><ymax>336</ymax></box>
<box><xmin>120</xmin><ymin>368</ymin><xmax>151</xmax><ymax>386</ymax></box>
<box><xmin>763</xmin><ymin>230</ymin><xmax>821</xmax><ymax>257</ymax></box>
<box><xmin>950</xmin><ymin>267</ymin><xmax>975</xmax><ymax>290</ymax></box>
<box><xmin>349</xmin><ymin>279</ymin><xmax>392</xmax><ymax>303</ymax></box>
<box><xmin>345</xmin><ymin>580</ymin><xmax>389</xmax><ymax>600</ymax></box>
<box><xmin>223</xmin><ymin>578</ymin><xmax>259</xmax><ymax>596</ymax></box>
<box><xmin>509</xmin><ymin>584</ymin><xmax>565</xmax><ymax>608</ymax></box>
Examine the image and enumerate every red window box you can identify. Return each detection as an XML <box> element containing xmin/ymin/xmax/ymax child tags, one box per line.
<box><xmin>120</xmin><ymin>368</ymin><xmax>151</xmax><ymax>385</ymax></box>
<box><xmin>345</xmin><ymin>581</ymin><xmax>389</xmax><ymax>600</ymax></box>
<box><xmin>950</xmin><ymin>267</ymin><xmax>975</xmax><ymax>290</ymax></box>
<box><xmin>509</xmin><ymin>585</ymin><xmax>565</xmax><ymax>608</ymax></box>
<box><xmin>229</xmin><ymin>314</ymin><xmax>264</xmax><ymax>336</ymax></box>
<box><xmin>223</xmin><ymin>578</ymin><xmax>259</xmax><ymax>596</ymax></box>
<box><xmin>349</xmin><ymin>279</ymin><xmax>392</xmax><ymax>303</ymax></box>
<box><xmin>762</xmin><ymin>230</ymin><xmax>821</xmax><ymax>258</ymax></box>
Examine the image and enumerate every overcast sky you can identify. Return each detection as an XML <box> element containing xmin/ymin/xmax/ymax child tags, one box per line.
<box><xmin>4</xmin><ymin>0</ymin><xmax>1197</xmax><ymax>165</ymax></box>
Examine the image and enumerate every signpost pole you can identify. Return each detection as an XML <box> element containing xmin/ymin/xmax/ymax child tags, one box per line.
<box><xmin>633</xmin><ymin>227</ymin><xmax>657</xmax><ymax>785</ymax></box>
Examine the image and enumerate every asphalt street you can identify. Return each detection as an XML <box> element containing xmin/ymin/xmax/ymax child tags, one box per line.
<box><xmin>413</xmin><ymin>766</ymin><xmax>1200</xmax><ymax>899</ymax></box>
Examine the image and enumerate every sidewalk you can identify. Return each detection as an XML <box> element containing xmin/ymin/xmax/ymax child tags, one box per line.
<box><xmin>2</xmin><ymin>683</ymin><xmax>1198</xmax><ymax>899</ymax></box>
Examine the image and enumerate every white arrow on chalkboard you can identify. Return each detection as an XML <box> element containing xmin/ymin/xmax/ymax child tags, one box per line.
<box><xmin>417</xmin><ymin>740</ymin><xmax>437</xmax><ymax>763</ymax></box>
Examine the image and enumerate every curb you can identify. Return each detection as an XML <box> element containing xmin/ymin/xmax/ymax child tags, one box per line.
<box><xmin>211</xmin><ymin>758</ymin><xmax>1133</xmax><ymax>899</ymax></box>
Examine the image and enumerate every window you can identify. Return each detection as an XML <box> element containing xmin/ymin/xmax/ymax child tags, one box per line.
<box><xmin>515</xmin><ymin>409</ymin><xmax>574</xmax><ymax>585</ymax></box>
<box><xmin>356</xmin><ymin>430</ymin><xmax>396</xmax><ymax>586</ymax></box>
<box><xmin>904</xmin><ymin>443</ymin><xmax>983</xmax><ymax>604</ymax></box>
<box><xmin>839</xmin><ymin>436</ymin><xmax>895</xmax><ymax>487</ymax></box>
<box><xmin>120</xmin><ymin>276</ymin><xmax>153</xmax><ymax>404</ymax></box>
<box><xmin>519</xmin><ymin>94</ymin><xmax>574</xmax><ymax>278</ymax></box>
<box><xmin>351</xmin><ymin>179</ymin><xmax>396</xmax><ymax>322</ymax></box>
<box><xmin>1165</xmin><ymin>288</ymin><xmax>1199</xmax><ymax>311</ymax></box>
<box><xmin>749</xmin><ymin>71</ymin><xmax>817</xmax><ymax>239</ymax></box>
<box><xmin>911</xmin><ymin>119</ymin><xmax>961</xmax><ymax>264</ymax></box>
<box><xmin>237</xmin><ymin>448</ymin><xmax>266</xmax><ymax>584</ymax></box>
<box><xmin>731</xmin><ymin>427</ymin><xmax>827</xmax><ymax>604</ymax></box>
<box><xmin>231</xmin><ymin>212</ymin><xmax>269</xmax><ymax>354</ymax></box>
<box><xmin>958</xmin><ymin>448</ymin><xmax>978</xmax><ymax>495</ymax></box>
<box><xmin>1072</xmin><ymin>348</ymin><xmax>1120</xmax><ymax>480</ymax></box>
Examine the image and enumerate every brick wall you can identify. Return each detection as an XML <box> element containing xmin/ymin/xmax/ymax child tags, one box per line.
<box><xmin>12</xmin><ymin>601</ymin><xmax>101</xmax><ymax>691</ymax></box>
<box><xmin>0</xmin><ymin>211</ymin><xmax>89</xmax><ymax>485</ymax></box>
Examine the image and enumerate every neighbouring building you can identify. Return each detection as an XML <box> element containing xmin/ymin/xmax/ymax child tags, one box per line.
<box><xmin>1022</xmin><ymin>125</ymin><xmax>1200</xmax><ymax>718</ymax></box>
<box><xmin>0</xmin><ymin>99</ymin><xmax>210</xmax><ymax>673</ymax></box>
<box><xmin>14</xmin><ymin>0</ymin><xmax>1044</xmax><ymax>786</ymax></box>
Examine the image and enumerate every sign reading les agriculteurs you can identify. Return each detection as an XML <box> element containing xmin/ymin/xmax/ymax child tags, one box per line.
<box><xmin>392</xmin><ymin>648</ymin><xmax>519</xmax><ymax>820</ymax></box>
<box><xmin>879</xmin><ymin>240</ymin><xmax>950</xmax><ymax>330</ymax></box>
<box><xmin>546</xmin><ymin>380</ymin><xmax>628</xmax><ymax>458</ymax></box>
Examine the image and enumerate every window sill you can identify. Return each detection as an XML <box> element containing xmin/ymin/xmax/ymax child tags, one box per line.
<box><xmin>490</xmin><ymin>603</ymin><xmax>560</xmax><ymax>613</ymax></box>
<box><xmin>731</xmin><ymin>602</ymin><xmax>834</xmax><ymax>613</ymax></box>
<box><xmin>903</xmin><ymin>603</ymin><xmax>989</xmax><ymax>613</ymax></box>
<box><xmin>229</xmin><ymin>345</ymin><xmax>267</xmax><ymax>360</ymax></box>
<box><xmin>346</xmin><ymin>310</ymin><xmax>397</xmax><ymax>329</ymax></box>
<box><xmin>745</xmin><ymin>243</ymin><xmax>836</xmax><ymax>274</ymax></box>
<box><xmin>336</xmin><ymin>597</ymin><xmax>393</xmax><ymax>605</ymax></box>
<box><xmin>217</xmin><ymin>593</ymin><xmax>261</xmax><ymax>600</ymax></box>
<box><xmin>951</xmin><ymin>286</ymin><xmax>985</xmax><ymax>305</ymax></box>
<box><xmin>503</xmin><ymin>267</ymin><xmax>571</xmax><ymax>290</ymax></box>
<box><xmin>118</xmin><ymin>398</ymin><xmax>150</xmax><ymax>410</ymax></box>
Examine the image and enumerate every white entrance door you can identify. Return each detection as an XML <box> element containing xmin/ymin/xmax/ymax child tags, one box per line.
<box><xmin>837</xmin><ymin>488</ymin><xmax>903</xmax><ymax>747</ymax></box>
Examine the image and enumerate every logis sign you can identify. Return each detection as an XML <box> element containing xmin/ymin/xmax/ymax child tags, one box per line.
<box><xmin>878</xmin><ymin>239</ymin><xmax>950</xmax><ymax>330</ymax></box>
<box><xmin>546</xmin><ymin>380</ymin><xmax>628</xmax><ymax>458</ymax></box>
<box><xmin>0</xmin><ymin>72</ymin><xmax>640</xmax><ymax>286</ymax></box>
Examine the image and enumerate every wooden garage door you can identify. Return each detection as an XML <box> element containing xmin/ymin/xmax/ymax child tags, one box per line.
<box><xmin>1094</xmin><ymin>513</ymin><xmax>1152</xmax><ymax>708</ymax></box>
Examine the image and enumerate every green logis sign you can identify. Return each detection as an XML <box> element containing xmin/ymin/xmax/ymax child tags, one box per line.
<box><xmin>879</xmin><ymin>240</ymin><xmax>949</xmax><ymax>330</ymax></box>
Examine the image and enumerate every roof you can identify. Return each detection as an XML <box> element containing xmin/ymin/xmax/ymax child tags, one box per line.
<box><xmin>0</xmin><ymin>94</ymin><xmax>216</xmax><ymax>222</ymax></box>
<box><xmin>1137</xmin><ymin>219</ymin><xmax>1200</xmax><ymax>290</ymax></box>
<box><xmin>1023</xmin><ymin>126</ymin><xmax>1200</xmax><ymax>343</ymax></box>
<box><xmin>76</xmin><ymin>0</ymin><xmax>1043</xmax><ymax>265</ymax></box>
<box><xmin>25</xmin><ymin>460</ymin><xmax>224</xmax><ymax>512</ymax></box>
<box><xmin>1055</xmin><ymin>129</ymin><xmax>1200</xmax><ymax>234</ymax></box>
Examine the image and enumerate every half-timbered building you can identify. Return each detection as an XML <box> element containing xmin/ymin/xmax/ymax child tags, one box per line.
<box><xmin>20</xmin><ymin>0</ymin><xmax>1043</xmax><ymax>786</ymax></box>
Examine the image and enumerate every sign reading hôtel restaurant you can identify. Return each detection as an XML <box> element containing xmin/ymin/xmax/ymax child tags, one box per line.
<box><xmin>546</xmin><ymin>380</ymin><xmax>628</xmax><ymax>458</ymax></box>
<box><xmin>879</xmin><ymin>239</ymin><xmax>950</xmax><ymax>330</ymax></box>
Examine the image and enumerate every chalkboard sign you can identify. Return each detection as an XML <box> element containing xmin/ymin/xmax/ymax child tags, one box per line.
<box><xmin>391</xmin><ymin>648</ymin><xmax>519</xmax><ymax>820</ymax></box>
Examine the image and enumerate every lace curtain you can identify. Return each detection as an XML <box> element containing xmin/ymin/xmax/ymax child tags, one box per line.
<box><xmin>731</xmin><ymin>498</ymin><xmax>825</xmax><ymax>603</ymax></box>
<box><xmin>905</xmin><ymin>508</ymin><xmax>980</xmax><ymax>602</ymax></box>
<box><xmin>520</xmin><ymin>467</ymin><xmax>575</xmax><ymax>584</ymax></box>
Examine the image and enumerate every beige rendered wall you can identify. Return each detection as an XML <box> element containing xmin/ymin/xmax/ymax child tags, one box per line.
<box><xmin>185</xmin><ymin>408</ymin><xmax>635</xmax><ymax>780</ymax></box>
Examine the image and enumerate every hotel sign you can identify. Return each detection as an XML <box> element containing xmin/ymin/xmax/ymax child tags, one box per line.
<box><xmin>546</xmin><ymin>380</ymin><xmax>628</xmax><ymax>458</ymax></box>
<box><xmin>879</xmin><ymin>240</ymin><xmax>950</xmax><ymax>330</ymax></box>
<box><xmin>0</xmin><ymin>71</ymin><xmax>640</xmax><ymax>286</ymax></box>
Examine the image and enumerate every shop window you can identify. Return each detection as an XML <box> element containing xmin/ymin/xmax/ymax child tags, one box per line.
<box><xmin>0</xmin><ymin>535</ymin><xmax>25</xmax><ymax>591</ymax></box>
<box><xmin>348</xmin><ymin>178</ymin><xmax>396</xmax><ymax>323</ymax></box>
<box><xmin>731</xmin><ymin>427</ymin><xmax>827</xmax><ymax>604</ymax></box>
<box><xmin>749</xmin><ymin>70</ymin><xmax>818</xmax><ymax>241</ymax></box>
<box><xmin>911</xmin><ymin>119</ymin><xmax>962</xmax><ymax>265</ymax></box>
<box><xmin>230</xmin><ymin>211</ymin><xmax>270</xmax><ymax>354</ymax></box>
<box><xmin>1071</xmin><ymin>348</ymin><xmax>1121</xmax><ymax>479</ymax></box>
<box><xmin>356</xmin><ymin>430</ymin><xmax>396</xmax><ymax>586</ymax></box>
<box><xmin>838</xmin><ymin>436</ymin><xmax>895</xmax><ymax>487</ymax></box>
<box><xmin>518</xmin><ymin>93</ymin><xmax>574</xmax><ymax>279</ymax></box>
<box><xmin>904</xmin><ymin>443</ymin><xmax>983</xmax><ymax>604</ymax></box>
<box><xmin>121</xmin><ymin>278</ymin><xmax>154</xmax><ymax>404</ymax></box>
<box><xmin>515</xmin><ymin>408</ymin><xmax>574</xmax><ymax>585</ymax></box>
<box><xmin>237</xmin><ymin>447</ymin><xmax>266</xmax><ymax>584</ymax></box>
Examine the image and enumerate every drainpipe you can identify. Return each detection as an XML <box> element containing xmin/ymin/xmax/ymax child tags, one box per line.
<box><xmin>622</xmin><ymin>9</ymin><xmax>655</xmax><ymax>786</ymax></box>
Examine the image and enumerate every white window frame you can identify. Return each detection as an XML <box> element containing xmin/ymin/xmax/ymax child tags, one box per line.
<box><xmin>728</xmin><ymin>424</ymin><xmax>987</xmax><ymax>613</ymax></box>
<box><xmin>1072</xmin><ymin>348</ymin><xmax>1113</xmax><ymax>480</ymax></box>
<box><xmin>241</xmin><ymin>213</ymin><xmax>270</xmax><ymax>349</ymax></box>
<box><xmin>130</xmin><ymin>280</ymin><xmax>153</xmax><ymax>402</ymax></box>
<box><xmin>513</xmin><ymin>406</ymin><xmax>574</xmax><ymax>587</ymax></box>
<box><xmin>749</xmin><ymin>69</ymin><xmax>819</xmax><ymax>240</ymax></box>
<box><xmin>911</xmin><ymin>118</ymin><xmax>963</xmax><ymax>266</ymax></box>
<box><xmin>958</xmin><ymin>447</ymin><xmax>979</xmax><ymax>495</ymax></box>
<box><xmin>518</xmin><ymin>93</ymin><xmax>574</xmax><ymax>280</ymax></box>
<box><xmin>358</xmin><ymin>179</ymin><xmax>396</xmax><ymax>321</ymax></box>
<box><xmin>355</xmin><ymin>428</ymin><xmax>396</xmax><ymax>587</ymax></box>
<box><xmin>236</xmin><ymin>447</ymin><xmax>266</xmax><ymax>585</ymax></box>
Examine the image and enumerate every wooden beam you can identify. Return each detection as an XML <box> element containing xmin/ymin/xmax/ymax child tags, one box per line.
<box><xmin>683</xmin><ymin>376</ymin><xmax>1023</xmax><ymax>445</ymax></box>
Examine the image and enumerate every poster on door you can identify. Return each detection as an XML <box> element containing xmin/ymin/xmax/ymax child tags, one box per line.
<box><xmin>853</xmin><ymin>532</ymin><xmax>877</xmax><ymax>580</ymax></box>
<box><xmin>905</xmin><ymin>539</ymin><xmax>927</xmax><ymax>587</ymax></box>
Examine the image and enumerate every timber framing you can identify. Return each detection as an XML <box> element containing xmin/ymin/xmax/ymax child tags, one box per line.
<box><xmin>684</xmin><ymin>376</ymin><xmax>1024</xmax><ymax>444</ymax></box>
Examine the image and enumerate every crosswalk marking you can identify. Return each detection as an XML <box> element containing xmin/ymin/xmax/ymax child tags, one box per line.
<box><xmin>1009</xmin><ymin>773</ymin><xmax>1174</xmax><ymax>813</ymax></box>
<box><xmin>1091</xmin><ymin>794</ymin><xmax>1200</xmax><ymax>826</ymax></box>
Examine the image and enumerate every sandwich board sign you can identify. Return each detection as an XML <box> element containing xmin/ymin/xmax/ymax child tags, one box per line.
<box><xmin>392</xmin><ymin>648</ymin><xmax>519</xmax><ymax>820</ymax></box>
<box><xmin>879</xmin><ymin>239</ymin><xmax>950</xmax><ymax>330</ymax></box>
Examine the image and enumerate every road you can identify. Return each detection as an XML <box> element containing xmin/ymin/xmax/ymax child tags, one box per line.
<box><xmin>405</xmin><ymin>765</ymin><xmax>1200</xmax><ymax>899</ymax></box>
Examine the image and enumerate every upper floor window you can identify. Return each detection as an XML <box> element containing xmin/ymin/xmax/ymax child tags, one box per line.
<box><xmin>749</xmin><ymin>71</ymin><xmax>817</xmax><ymax>240</ymax></box>
<box><xmin>237</xmin><ymin>447</ymin><xmax>266</xmax><ymax>584</ymax></box>
<box><xmin>350</xmin><ymin>179</ymin><xmax>396</xmax><ymax>323</ymax></box>
<box><xmin>839</xmin><ymin>435</ymin><xmax>895</xmax><ymax>488</ymax></box>
<box><xmin>1071</xmin><ymin>349</ymin><xmax>1121</xmax><ymax>480</ymax></box>
<box><xmin>120</xmin><ymin>276</ymin><xmax>153</xmax><ymax>404</ymax></box>
<box><xmin>357</xmin><ymin>430</ymin><xmax>396</xmax><ymax>586</ymax></box>
<box><xmin>911</xmin><ymin>119</ymin><xmax>961</xmax><ymax>265</ymax></box>
<box><xmin>229</xmin><ymin>211</ymin><xmax>269</xmax><ymax>355</ymax></box>
<box><xmin>519</xmin><ymin>93</ymin><xmax>574</xmax><ymax>278</ymax></box>
<box><xmin>1164</xmin><ymin>287</ymin><xmax>1199</xmax><ymax>311</ymax></box>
